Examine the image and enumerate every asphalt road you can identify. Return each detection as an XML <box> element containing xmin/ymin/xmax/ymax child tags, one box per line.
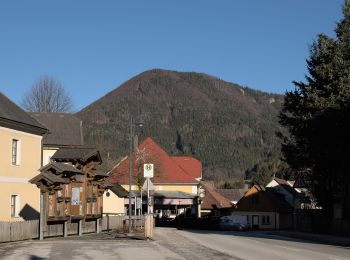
<box><xmin>176</xmin><ymin>228</ymin><xmax>350</xmax><ymax>260</ymax></box>
<box><xmin>0</xmin><ymin>229</ymin><xmax>234</xmax><ymax>260</ymax></box>
<box><xmin>0</xmin><ymin>228</ymin><xmax>348</xmax><ymax>259</ymax></box>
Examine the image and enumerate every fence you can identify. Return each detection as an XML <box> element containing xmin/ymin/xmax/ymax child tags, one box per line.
<box><xmin>295</xmin><ymin>209</ymin><xmax>350</xmax><ymax>235</ymax></box>
<box><xmin>0</xmin><ymin>220</ymin><xmax>38</xmax><ymax>242</ymax></box>
<box><xmin>0</xmin><ymin>215</ymin><xmax>125</xmax><ymax>243</ymax></box>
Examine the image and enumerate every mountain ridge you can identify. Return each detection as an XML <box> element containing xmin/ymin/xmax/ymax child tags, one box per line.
<box><xmin>77</xmin><ymin>69</ymin><xmax>283</xmax><ymax>183</ymax></box>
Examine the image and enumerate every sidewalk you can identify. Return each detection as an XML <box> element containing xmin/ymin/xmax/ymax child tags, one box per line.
<box><xmin>267</xmin><ymin>230</ymin><xmax>350</xmax><ymax>247</ymax></box>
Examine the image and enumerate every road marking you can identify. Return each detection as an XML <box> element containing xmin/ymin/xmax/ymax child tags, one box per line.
<box><xmin>275</xmin><ymin>245</ymin><xmax>302</xmax><ymax>252</ymax></box>
<box><xmin>327</xmin><ymin>256</ymin><xmax>344</xmax><ymax>260</ymax></box>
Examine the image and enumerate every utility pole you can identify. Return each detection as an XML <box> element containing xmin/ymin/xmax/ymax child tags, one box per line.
<box><xmin>128</xmin><ymin>117</ymin><xmax>133</xmax><ymax>233</ymax></box>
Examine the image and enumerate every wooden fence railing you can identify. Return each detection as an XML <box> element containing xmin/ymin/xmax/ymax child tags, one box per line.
<box><xmin>0</xmin><ymin>215</ymin><xmax>126</xmax><ymax>243</ymax></box>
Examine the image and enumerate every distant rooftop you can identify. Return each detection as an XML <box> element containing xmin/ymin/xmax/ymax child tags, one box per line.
<box><xmin>217</xmin><ymin>189</ymin><xmax>246</xmax><ymax>203</ymax></box>
<box><xmin>29</xmin><ymin>112</ymin><xmax>83</xmax><ymax>147</ymax></box>
<box><xmin>201</xmin><ymin>184</ymin><xmax>233</xmax><ymax>210</ymax></box>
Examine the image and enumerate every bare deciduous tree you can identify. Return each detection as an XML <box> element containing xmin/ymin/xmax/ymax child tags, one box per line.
<box><xmin>21</xmin><ymin>76</ymin><xmax>73</xmax><ymax>112</ymax></box>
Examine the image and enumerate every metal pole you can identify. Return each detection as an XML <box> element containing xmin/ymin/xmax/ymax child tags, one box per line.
<box><xmin>140</xmin><ymin>189</ymin><xmax>142</xmax><ymax>217</ymax></box>
<box><xmin>147</xmin><ymin>178</ymin><xmax>150</xmax><ymax>214</ymax></box>
<box><xmin>134</xmin><ymin>195</ymin><xmax>137</xmax><ymax>217</ymax></box>
<box><xmin>39</xmin><ymin>192</ymin><xmax>44</xmax><ymax>240</ymax></box>
<box><xmin>128</xmin><ymin>117</ymin><xmax>133</xmax><ymax>233</ymax></box>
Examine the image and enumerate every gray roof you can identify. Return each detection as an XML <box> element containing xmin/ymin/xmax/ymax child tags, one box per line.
<box><xmin>107</xmin><ymin>183</ymin><xmax>129</xmax><ymax>197</ymax></box>
<box><xmin>0</xmin><ymin>92</ymin><xmax>47</xmax><ymax>134</ymax></box>
<box><xmin>29</xmin><ymin>112</ymin><xmax>83</xmax><ymax>147</ymax></box>
<box><xmin>217</xmin><ymin>189</ymin><xmax>246</xmax><ymax>202</ymax></box>
<box><xmin>51</xmin><ymin>147</ymin><xmax>101</xmax><ymax>163</ymax></box>
<box><xmin>153</xmin><ymin>190</ymin><xmax>197</xmax><ymax>199</ymax></box>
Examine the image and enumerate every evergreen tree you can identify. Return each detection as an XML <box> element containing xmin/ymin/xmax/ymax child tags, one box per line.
<box><xmin>279</xmin><ymin>1</ymin><xmax>350</xmax><ymax>221</ymax></box>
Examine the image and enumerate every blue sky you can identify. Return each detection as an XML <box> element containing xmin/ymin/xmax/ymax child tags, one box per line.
<box><xmin>0</xmin><ymin>0</ymin><xmax>345</xmax><ymax>111</ymax></box>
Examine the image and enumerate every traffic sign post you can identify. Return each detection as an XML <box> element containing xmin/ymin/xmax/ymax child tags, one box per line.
<box><xmin>143</xmin><ymin>164</ymin><xmax>154</xmax><ymax>214</ymax></box>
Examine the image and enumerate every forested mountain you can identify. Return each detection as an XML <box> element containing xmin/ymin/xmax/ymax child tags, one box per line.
<box><xmin>77</xmin><ymin>69</ymin><xmax>283</xmax><ymax>183</ymax></box>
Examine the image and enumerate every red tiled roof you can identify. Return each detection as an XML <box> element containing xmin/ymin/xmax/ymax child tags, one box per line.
<box><xmin>171</xmin><ymin>156</ymin><xmax>202</xmax><ymax>179</ymax></box>
<box><xmin>201</xmin><ymin>184</ymin><xmax>233</xmax><ymax>210</ymax></box>
<box><xmin>108</xmin><ymin>137</ymin><xmax>199</xmax><ymax>185</ymax></box>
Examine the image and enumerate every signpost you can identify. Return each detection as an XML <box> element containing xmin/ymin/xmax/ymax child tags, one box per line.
<box><xmin>143</xmin><ymin>164</ymin><xmax>154</xmax><ymax>214</ymax></box>
<box><xmin>143</xmin><ymin>163</ymin><xmax>154</xmax><ymax>239</ymax></box>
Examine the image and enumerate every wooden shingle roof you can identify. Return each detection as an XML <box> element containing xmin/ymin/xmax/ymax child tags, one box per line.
<box><xmin>30</xmin><ymin>171</ymin><xmax>68</xmax><ymax>185</ymax></box>
<box><xmin>51</xmin><ymin>147</ymin><xmax>101</xmax><ymax>164</ymax></box>
<box><xmin>40</xmin><ymin>161</ymin><xmax>83</xmax><ymax>175</ymax></box>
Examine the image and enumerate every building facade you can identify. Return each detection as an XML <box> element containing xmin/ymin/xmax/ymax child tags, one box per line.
<box><xmin>233</xmin><ymin>185</ymin><xmax>293</xmax><ymax>230</ymax></box>
<box><xmin>0</xmin><ymin>93</ymin><xmax>48</xmax><ymax>221</ymax></box>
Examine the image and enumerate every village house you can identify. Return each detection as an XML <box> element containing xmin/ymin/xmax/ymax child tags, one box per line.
<box><xmin>0</xmin><ymin>92</ymin><xmax>48</xmax><ymax>221</ymax></box>
<box><xmin>200</xmin><ymin>183</ymin><xmax>233</xmax><ymax>217</ymax></box>
<box><xmin>106</xmin><ymin>137</ymin><xmax>202</xmax><ymax>218</ymax></box>
<box><xmin>266</xmin><ymin>177</ymin><xmax>300</xmax><ymax>208</ymax></box>
<box><xmin>29</xmin><ymin>112</ymin><xmax>84</xmax><ymax>166</ymax></box>
<box><xmin>217</xmin><ymin>188</ymin><xmax>246</xmax><ymax>206</ymax></box>
<box><xmin>30</xmin><ymin>147</ymin><xmax>108</xmax><ymax>234</ymax></box>
<box><xmin>233</xmin><ymin>185</ymin><xmax>293</xmax><ymax>230</ymax></box>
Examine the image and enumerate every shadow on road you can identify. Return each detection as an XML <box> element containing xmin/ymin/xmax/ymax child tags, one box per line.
<box><xmin>174</xmin><ymin>227</ymin><xmax>350</xmax><ymax>249</ymax></box>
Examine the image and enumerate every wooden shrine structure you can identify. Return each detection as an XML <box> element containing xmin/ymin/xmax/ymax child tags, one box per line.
<box><xmin>30</xmin><ymin>147</ymin><xmax>108</xmax><ymax>237</ymax></box>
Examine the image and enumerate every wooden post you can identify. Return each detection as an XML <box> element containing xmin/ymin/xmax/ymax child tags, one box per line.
<box><xmin>78</xmin><ymin>220</ymin><xmax>82</xmax><ymax>236</ymax></box>
<box><xmin>107</xmin><ymin>214</ymin><xmax>110</xmax><ymax>231</ymax></box>
<box><xmin>63</xmin><ymin>222</ymin><xmax>68</xmax><ymax>237</ymax></box>
<box><xmin>39</xmin><ymin>192</ymin><xmax>45</xmax><ymax>240</ymax></box>
<box><xmin>144</xmin><ymin>214</ymin><xmax>154</xmax><ymax>239</ymax></box>
<box><xmin>96</xmin><ymin>219</ymin><xmax>100</xmax><ymax>233</ymax></box>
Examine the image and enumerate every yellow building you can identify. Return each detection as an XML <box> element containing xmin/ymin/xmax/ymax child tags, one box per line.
<box><xmin>0</xmin><ymin>93</ymin><xmax>48</xmax><ymax>221</ymax></box>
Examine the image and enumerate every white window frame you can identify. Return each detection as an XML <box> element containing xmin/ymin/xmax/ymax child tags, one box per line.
<box><xmin>10</xmin><ymin>194</ymin><xmax>20</xmax><ymax>218</ymax></box>
<box><xmin>11</xmin><ymin>139</ymin><xmax>21</xmax><ymax>166</ymax></box>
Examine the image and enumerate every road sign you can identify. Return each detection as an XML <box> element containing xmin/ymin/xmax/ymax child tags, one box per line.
<box><xmin>143</xmin><ymin>163</ymin><xmax>154</xmax><ymax>178</ymax></box>
<box><xmin>136</xmin><ymin>197</ymin><xmax>141</xmax><ymax>209</ymax></box>
<box><xmin>142</xmin><ymin>178</ymin><xmax>154</xmax><ymax>191</ymax></box>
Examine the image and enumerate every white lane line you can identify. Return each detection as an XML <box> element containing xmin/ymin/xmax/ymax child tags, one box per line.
<box><xmin>275</xmin><ymin>245</ymin><xmax>302</xmax><ymax>252</ymax></box>
<box><xmin>327</xmin><ymin>256</ymin><xmax>345</xmax><ymax>260</ymax></box>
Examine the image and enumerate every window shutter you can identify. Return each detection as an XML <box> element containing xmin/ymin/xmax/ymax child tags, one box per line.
<box><xmin>17</xmin><ymin>140</ymin><xmax>21</xmax><ymax>165</ymax></box>
<box><xmin>15</xmin><ymin>195</ymin><xmax>20</xmax><ymax>217</ymax></box>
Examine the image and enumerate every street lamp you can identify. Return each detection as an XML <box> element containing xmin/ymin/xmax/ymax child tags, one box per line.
<box><xmin>128</xmin><ymin>116</ymin><xmax>143</xmax><ymax>233</ymax></box>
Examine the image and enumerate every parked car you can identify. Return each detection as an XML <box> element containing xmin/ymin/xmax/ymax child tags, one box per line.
<box><xmin>219</xmin><ymin>216</ymin><xmax>250</xmax><ymax>231</ymax></box>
